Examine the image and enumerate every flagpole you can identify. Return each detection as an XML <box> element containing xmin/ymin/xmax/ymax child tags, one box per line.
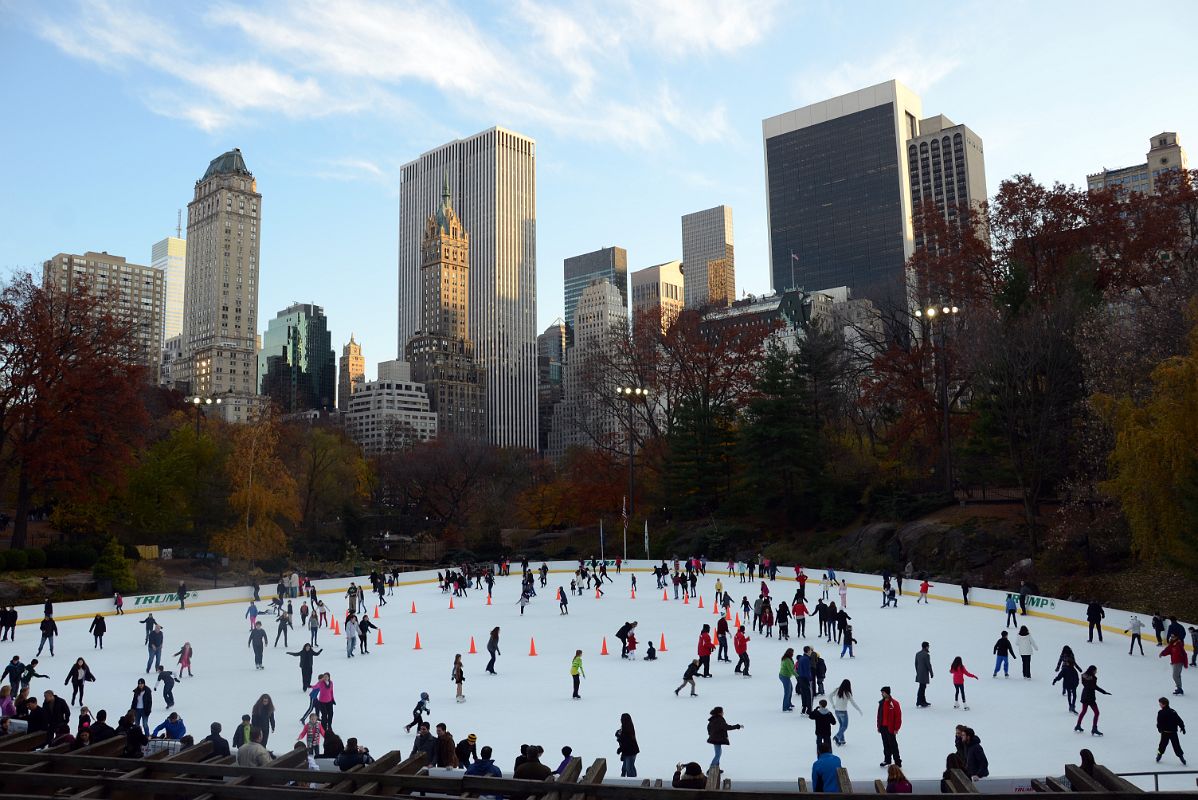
<box><xmin>644</xmin><ymin>519</ymin><xmax>649</xmax><ymax>560</ymax></box>
<box><xmin>600</xmin><ymin>518</ymin><xmax>605</xmax><ymax>563</ymax></box>
<box><xmin>621</xmin><ymin>496</ymin><xmax>628</xmax><ymax>563</ymax></box>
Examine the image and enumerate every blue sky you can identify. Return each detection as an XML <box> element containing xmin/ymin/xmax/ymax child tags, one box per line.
<box><xmin>2</xmin><ymin>0</ymin><xmax>1196</xmax><ymax>377</ymax></box>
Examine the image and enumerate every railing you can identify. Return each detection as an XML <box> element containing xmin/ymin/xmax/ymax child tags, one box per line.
<box><xmin>1118</xmin><ymin>769</ymin><xmax>1198</xmax><ymax>792</ymax></box>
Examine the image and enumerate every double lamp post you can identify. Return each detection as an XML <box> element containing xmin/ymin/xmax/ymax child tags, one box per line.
<box><xmin>913</xmin><ymin>303</ymin><xmax>960</xmax><ymax>495</ymax></box>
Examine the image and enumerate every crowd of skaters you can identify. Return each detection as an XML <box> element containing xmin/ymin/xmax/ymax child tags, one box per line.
<box><xmin>1</xmin><ymin>557</ymin><xmax>1195</xmax><ymax>786</ymax></box>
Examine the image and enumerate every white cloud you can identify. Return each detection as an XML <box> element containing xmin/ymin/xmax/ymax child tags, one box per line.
<box><xmin>794</xmin><ymin>40</ymin><xmax>962</xmax><ymax>105</ymax></box>
<box><xmin>26</xmin><ymin>0</ymin><xmax>769</xmax><ymax>147</ymax></box>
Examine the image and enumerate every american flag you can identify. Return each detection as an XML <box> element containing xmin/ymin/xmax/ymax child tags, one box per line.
<box><xmin>622</xmin><ymin>496</ymin><xmax>628</xmax><ymax>527</ymax></box>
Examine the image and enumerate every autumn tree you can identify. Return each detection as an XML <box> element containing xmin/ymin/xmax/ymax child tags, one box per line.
<box><xmin>0</xmin><ymin>273</ymin><xmax>148</xmax><ymax>549</ymax></box>
<box><xmin>279</xmin><ymin>423</ymin><xmax>370</xmax><ymax>550</ymax></box>
<box><xmin>211</xmin><ymin>410</ymin><xmax>299</xmax><ymax>562</ymax></box>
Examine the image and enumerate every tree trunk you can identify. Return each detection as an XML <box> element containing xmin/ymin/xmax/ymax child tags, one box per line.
<box><xmin>9</xmin><ymin>467</ymin><xmax>32</xmax><ymax>551</ymax></box>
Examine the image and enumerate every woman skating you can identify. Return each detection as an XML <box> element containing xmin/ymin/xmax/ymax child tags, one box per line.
<box><xmin>130</xmin><ymin>678</ymin><xmax>152</xmax><ymax>735</ymax></box>
<box><xmin>1053</xmin><ymin>651</ymin><xmax>1082</xmax><ymax>713</ymax></box>
<box><xmin>287</xmin><ymin>644</ymin><xmax>322</xmax><ymax>691</ymax></box>
<box><xmin>485</xmin><ymin>627</ymin><xmax>501</xmax><ymax>675</ymax></box>
<box><xmin>1016</xmin><ymin>626</ymin><xmax>1038</xmax><ymax>679</ymax></box>
<box><xmin>315</xmin><ymin>674</ymin><xmax>335</xmax><ymax>729</ymax></box>
<box><xmin>676</xmin><ymin>658</ymin><xmax>701</xmax><ymax>697</ymax></box>
<box><xmin>343</xmin><ymin>616</ymin><xmax>359</xmax><ymax>658</ymax></box>
<box><xmin>615</xmin><ymin>713</ymin><xmax>639</xmax><ymax>777</ymax></box>
<box><xmin>779</xmin><ymin>649</ymin><xmax>796</xmax><ymax>711</ymax></box>
<box><xmin>949</xmin><ymin>657</ymin><xmax>978</xmax><ymax>710</ymax></box>
<box><xmin>88</xmin><ymin>614</ymin><xmax>106</xmax><ymax>649</ymax></box>
<box><xmin>63</xmin><ymin>658</ymin><xmax>96</xmax><ymax>705</ymax></box>
<box><xmin>308</xmin><ymin>611</ymin><xmax>320</xmax><ymax>646</ymax></box>
<box><xmin>252</xmin><ymin>694</ymin><xmax>276</xmax><ymax>746</ymax></box>
<box><xmin>452</xmin><ymin>654</ymin><xmax>465</xmax><ymax>702</ymax></box>
<box><xmin>830</xmin><ymin>679</ymin><xmax>862</xmax><ymax>746</ymax></box>
<box><xmin>174</xmin><ymin>642</ymin><xmax>193</xmax><ymax>679</ymax></box>
<box><xmin>706</xmin><ymin>706</ymin><xmax>742</xmax><ymax>767</ymax></box>
<box><xmin>1074</xmin><ymin>665</ymin><xmax>1110</xmax><ymax>736</ymax></box>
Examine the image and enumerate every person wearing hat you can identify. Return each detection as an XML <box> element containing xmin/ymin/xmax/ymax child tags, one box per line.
<box><xmin>877</xmin><ymin>686</ymin><xmax>903</xmax><ymax>768</ymax></box>
<box><xmin>456</xmin><ymin>733</ymin><xmax>478</xmax><ymax>767</ymax></box>
<box><xmin>672</xmin><ymin>762</ymin><xmax>707</xmax><ymax>789</ymax></box>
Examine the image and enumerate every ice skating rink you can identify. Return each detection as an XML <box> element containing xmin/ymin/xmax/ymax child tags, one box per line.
<box><xmin>3</xmin><ymin>564</ymin><xmax>1191</xmax><ymax>789</ymax></box>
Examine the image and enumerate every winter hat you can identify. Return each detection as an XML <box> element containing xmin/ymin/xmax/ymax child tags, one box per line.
<box><xmin>684</xmin><ymin>762</ymin><xmax>704</xmax><ymax>777</ymax></box>
<box><xmin>420</xmin><ymin>692</ymin><xmax>429</xmax><ymax>700</ymax></box>
<box><xmin>881</xmin><ymin>686</ymin><xmax>891</xmax><ymax>695</ymax></box>
<box><xmin>467</xmin><ymin>734</ymin><xmax>477</xmax><ymax>743</ymax></box>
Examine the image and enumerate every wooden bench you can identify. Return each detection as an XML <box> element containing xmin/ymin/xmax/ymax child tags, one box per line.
<box><xmin>566</xmin><ymin>758</ymin><xmax>607</xmax><ymax>800</ymax></box>
<box><xmin>1090</xmin><ymin>764</ymin><xmax>1142</xmax><ymax>793</ymax></box>
<box><xmin>835</xmin><ymin>767</ymin><xmax>853</xmax><ymax>793</ymax></box>
<box><xmin>796</xmin><ymin>777</ymin><xmax>810</xmax><ymax>792</ymax></box>
<box><xmin>1065</xmin><ymin>764</ymin><xmax>1106</xmax><ymax>793</ymax></box>
<box><xmin>945</xmin><ymin>769</ymin><xmax>979</xmax><ymax>793</ymax></box>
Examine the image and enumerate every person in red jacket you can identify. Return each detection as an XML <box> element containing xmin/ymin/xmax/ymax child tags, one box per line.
<box><xmin>697</xmin><ymin>625</ymin><xmax>715</xmax><ymax>678</ymax></box>
<box><xmin>877</xmin><ymin>686</ymin><xmax>902</xmax><ymax>768</ymax></box>
<box><xmin>1161</xmin><ymin>635</ymin><xmax>1189</xmax><ymax>696</ymax></box>
<box><xmin>733</xmin><ymin>626</ymin><xmax>751</xmax><ymax>677</ymax></box>
<box><xmin>917</xmin><ymin>581</ymin><xmax>933</xmax><ymax>605</ymax></box>
<box><xmin>793</xmin><ymin>600</ymin><xmax>809</xmax><ymax>638</ymax></box>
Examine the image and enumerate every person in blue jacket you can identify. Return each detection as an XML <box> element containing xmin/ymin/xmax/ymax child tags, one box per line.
<box><xmin>1004</xmin><ymin>595</ymin><xmax>1018</xmax><ymax>628</ymax></box>
<box><xmin>465</xmin><ymin>745</ymin><xmax>503</xmax><ymax>776</ymax></box>
<box><xmin>151</xmin><ymin>711</ymin><xmax>186</xmax><ymax>739</ymax></box>
<box><xmin>811</xmin><ymin>741</ymin><xmax>842</xmax><ymax>791</ymax></box>
<box><xmin>797</xmin><ymin>647</ymin><xmax>814</xmax><ymax>713</ymax></box>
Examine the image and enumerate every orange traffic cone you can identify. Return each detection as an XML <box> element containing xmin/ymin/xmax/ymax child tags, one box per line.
<box><xmin>469</xmin><ymin>636</ymin><xmax>477</xmax><ymax>654</ymax></box>
<box><xmin>712</xmin><ymin>600</ymin><xmax>718</xmax><ymax>614</ymax></box>
<box><xmin>662</xmin><ymin>589</ymin><xmax>668</xmax><ymax>601</ymax></box>
<box><xmin>630</xmin><ymin>589</ymin><xmax>636</xmax><ymax>600</ymax></box>
<box><xmin>595</xmin><ymin>587</ymin><xmax>601</xmax><ymax>599</ymax></box>
<box><xmin>557</xmin><ymin>588</ymin><xmax>562</xmax><ymax>601</ymax></box>
<box><xmin>410</xmin><ymin>601</ymin><xmax>417</xmax><ymax>614</ymax></box>
<box><xmin>333</xmin><ymin>618</ymin><xmax>341</xmax><ymax>635</ymax></box>
<box><xmin>449</xmin><ymin>597</ymin><xmax>455</xmax><ymax>610</ymax></box>
<box><xmin>659</xmin><ymin>633</ymin><xmax>668</xmax><ymax>652</ymax></box>
<box><xmin>529</xmin><ymin>637</ymin><xmax>538</xmax><ymax>656</ymax></box>
<box><xmin>683</xmin><ymin>593</ymin><xmax>689</xmax><ymax>605</ymax></box>
<box><xmin>413</xmin><ymin>632</ymin><xmax>422</xmax><ymax>650</ymax></box>
<box><xmin>373</xmin><ymin>605</ymin><xmax>380</xmax><ymax>619</ymax></box>
<box><xmin>725</xmin><ymin>608</ymin><xmax>732</xmax><ymax>621</ymax></box>
<box><xmin>486</xmin><ymin>594</ymin><xmax>492</xmax><ymax>605</ymax></box>
<box><xmin>601</xmin><ymin>637</ymin><xmax>609</xmax><ymax>655</ymax></box>
<box><xmin>698</xmin><ymin>595</ymin><xmax>704</xmax><ymax>608</ymax></box>
<box><xmin>376</xmin><ymin>629</ymin><xmax>384</xmax><ymax>646</ymax></box>
<box><xmin>734</xmin><ymin>613</ymin><xmax>741</xmax><ymax>628</ymax></box>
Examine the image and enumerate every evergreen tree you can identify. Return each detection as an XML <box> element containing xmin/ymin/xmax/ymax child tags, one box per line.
<box><xmin>92</xmin><ymin>538</ymin><xmax>136</xmax><ymax>594</ymax></box>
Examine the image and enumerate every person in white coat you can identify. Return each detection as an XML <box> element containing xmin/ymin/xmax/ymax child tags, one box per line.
<box><xmin>1016</xmin><ymin>625</ymin><xmax>1038</xmax><ymax>679</ymax></box>
<box><xmin>829</xmin><ymin>678</ymin><xmax>863</xmax><ymax>746</ymax></box>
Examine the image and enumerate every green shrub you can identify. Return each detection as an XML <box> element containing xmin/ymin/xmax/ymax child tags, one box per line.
<box><xmin>6</xmin><ymin>550</ymin><xmax>29</xmax><ymax>571</ymax></box>
<box><xmin>93</xmin><ymin>539</ymin><xmax>137</xmax><ymax>594</ymax></box>
<box><xmin>132</xmin><ymin>561</ymin><xmax>166</xmax><ymax>593</ymax></box>
<box><xmin>25</xmin><ymin>548</ymin><xmax>46</xmax><ymax>569</ymax></box>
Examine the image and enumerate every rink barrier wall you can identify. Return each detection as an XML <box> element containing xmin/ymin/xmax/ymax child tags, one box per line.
<box><xmin>8</xmin><ymin>560</ymin><xmax>1191</xmax><ymax>651</ymax></box>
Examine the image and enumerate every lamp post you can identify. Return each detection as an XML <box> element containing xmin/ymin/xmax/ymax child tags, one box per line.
<box><xmin>617</xmin><ymin>385</ymin><xmax>649</xmax><ymax>561</ymax></box>
<box><xmin>913</xmin><ymin>304</ymin><xmax>959</xmax><ymax>494</ymax></box>
<box><xmin>189</xmin><ymin>395</ymin><xmax>222</xmax><ymax>437</ymax></box>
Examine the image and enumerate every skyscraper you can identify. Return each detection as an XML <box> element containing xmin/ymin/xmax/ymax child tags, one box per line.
<box><xmin>631</xmin><ymin>260</ymin><xmax>684</xmax><ymax>334</ymax></box>
<box><xmin>564</xmin><ymin>246</ymin><xmax>627</xmax><ymax>338</ymax></box>
<box><xmin>681</xmin><ymin>205</ymin><xmax>734</xmax><ymax>309</ymax></box>
<box><xmin>404</xmin><ymin>178</ymin><xmax>486</xmax><ymax>439</ymax></box>
<box><xmin>547</xmin><ymin>278</ymin><xmax>627</xmax><ymax>461</ymax></box>
<box><xmin>398</xmin><ymin>127</ymin><xmax>537</xmax><ymax>449</ymax></box>
<box><xmin>907</xmin><ymin>115</ymin><xmax>987</xmax><ymax>251</ymax></box>
<box><xmin>1088</xmin><ymin>132</ymin><xmax>1189</xmax><ymax>195</ymax></box>
<box><xmin>42</xmin><ymin>251</ymin><xmax>164</xmax><ymax>379</ymax></box>
<box><xmin>181</xmin><ymin>148</ymin><xmax>261</xmax><ymax>422</ymax></box>
<box><xmin>338</xmin><ymin>334</ymin><xmax>365</xmax><ymax>413</ymax></box>
<box><xmin>258</xmin><ymin>302</ymin><xmax>336</xmax><ymax>413</ymax></box>
<box><xmin>536</xmin><ymin>320</ymin><xmax>567</xmax><ymax>454</ymax></box>
<box><xmin>151</xmin><ymin>236</ymin><xmax>186</xmax><ymax>345</ymax></box>
<box><xmin>763</xmin><ymin>80</ymin><xmax>924</xmax><ymax>305</ymax></box>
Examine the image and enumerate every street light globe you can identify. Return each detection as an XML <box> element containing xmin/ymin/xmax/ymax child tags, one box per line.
<box><xmin>951</xmin><ymin>306</ymin><xmax>959</xmax><ymax>314</ymax></box>
<box><xmin>942</xmin><ymin>306</ymin><xmax>951</xmax><ymax>314</ymax></box>
<box><xmin>192</xmin><ymin>397</ymin><xmax>201</xmax><ymax>405</ymax></box>
<box><xmin>214</xmin><ymin>397</ymin><xmax>222</xmax><ymax>405</ymax></box>
<box><xmin>926</xmin><ymin>307</ymin><xmax>937</xmax><ymax>318</ymax></box>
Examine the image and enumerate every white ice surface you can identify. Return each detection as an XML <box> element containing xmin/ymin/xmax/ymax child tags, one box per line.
<box><xmin>2</xmin><ymin>568</ymin><xmax>1191</xmax><ymax>788</ymax></box>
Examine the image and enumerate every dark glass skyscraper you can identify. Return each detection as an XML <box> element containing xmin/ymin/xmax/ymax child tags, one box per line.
<box><xmin>763</xmin><ymin>81</ymin><xmax>924</xmax><ymax>307</ymax></box>
<box><xmin>258</xmin><ymin>303</ymin><xmax>336</xmax><ymax>413</ymax></box>
<box><xmin>563</xmin><ymin>246</ymin><xmax>627</xmax><ymax>339</ymax></box>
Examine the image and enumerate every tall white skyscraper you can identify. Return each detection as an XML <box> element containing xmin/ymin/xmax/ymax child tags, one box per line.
<box><xmin>681</xmin><ymin>205</ymin><xmax>735</xmax><ymax>309</ymax></box>
<box><xmin>398</xmin><ymin>127</ymin><xmax>538</xmax><ymax>450</ymax></box>
<box><xmin>152</xmin><ymin>236</ymin><xmax>186</xmax><ymax>345</ymax></box>
<box><xmin>182</xmin><ymin>148</ymin><xmax>262</xmax><ymax>423</ymax></box>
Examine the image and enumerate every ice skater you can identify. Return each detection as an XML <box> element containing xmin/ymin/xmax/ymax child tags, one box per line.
<box><xmin>706</xmin><ymin>706</ymin><xmax>742</xmax><ymax>768</ymax></box>
<box><xmin>36</xmin><ymin>614</ymin><xmax>57</xmax><ymax>657</ymax></box>
<box><xmin>1016</xmin><ymin>626</ymin><xmax>1038</xmax><ymax>678</ymax></box>
<box><xmin>452</xmin><ymin>653</ymin><xmax>465</xmax><ymax>702</ymax></box>
<box><xmin>570</xmin><ymin>650</ymin><xmax>585</xmax><ymax>699</ymax></box>
<box><xmin>830</xmin><ymin>679</ymin><xmax>862</xmax><ymax>745</ymax></box>
<box><xmin>1074</xmin><ymin>665</ymin><xmax>1109</xmax><ymax>736</ymax></box>
<box><xmin>173</xmin><ymin>642</ymin><xmax>193</xmax><ymax>679</ymax></box>
<box><xmin>146</xmin><ymin>625</ymin><xmax>164</xmax><ymax>673</ymax></box>
<box><xmin>343</xmin><ymin>615</ymin><xmax>359</xmax><ymax>658</ymax></box>
<box><xmin>950</xmin><ymin>656</ymin><xmax>977</xmax><ymax>709</ymax></box>
<box><xmin>1053</xmin><ymin>647</ymin><xmax>1082</xmax><ymax>713</ymax></box>
<box><xmin>287</xmin><ymin>644</ymin><xmax>322</xmax><ymax>691</ymax></box>
<box><xmin>485</xmin><ymin>627</ymin><xmax>501</xmax><ymax>674</ymax></box>
<box><xmin>1157</xmin><ymin>697</ymin><xmax>1187</xmax><ymax>764</ymax></box>
<box><xmin>992</xmin><ymin>631</ymin><xmax>1014</xmax><ymax>677</ymax></box>
<box><xmin>1004</xmin><ymin>595</ymin><xmax>1017</xmax><ymax>627</ymax></box>
<box><xmin>877</xmin><ymin>686</ymin><xmax>902</xmax><ymax>768</ymax></box>
<box><xmin>248</xmin><ymin>621</ymin><xmax>268</xmax><ymax>669</ymax></box>
<box><xmin>1125</xmin><ymin>616</ymin><xmax>1145</xmax><ymax>655</ymax></box>
<box><xmin>154</xmin><ymin>665</ymin><xmax>176</xmax><ymax>708</ymax></box>
<box><xmin>733</xmin><ymin>626</ymin><xmax>750</xmax><ymax>676</ymax></box>
<box><xmin>1160</xmin><ymin>634</ymin><xmax>1188</xmax><ymax>695</ymax></box>
<box><xmin>677</xmin><ymin>658</ymin><xmax>701</xmax><ymax>697</ymax></box>
<box><xmin>63</xmin><ymin>658</ymin><xmax>95</xmax><ymax>705</ymax></box>
<box><xmin>404</xmin><ymin>691</ymin><xmax>430</xmax><ymax>733</ymax></box>
<box><xmin>88</xmin><ymin>614</ymin><xmax>106</xmax><ymax>649</ymax></box>
<box><xmin>918</xmin><ymin>580</ymin><xmax>932</xmax><ymax>604</ymax></box>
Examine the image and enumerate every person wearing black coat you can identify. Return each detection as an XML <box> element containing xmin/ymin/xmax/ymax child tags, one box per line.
<box><xmin>286</xmin><ymin>645</ymin><xmax>322</xmax><ymax>691</ymax></box>
<box><xmin>963</xmin><ymin>729</ymin><xmax>989</xmax><ymax>779</ymax></box>
<box><xmin>1052</xmin><ymin>655</ymin><xmax>1082</xmax><ymax>713</ymax></box>
<box><xmin>89</xmin><ymin>615</ymin><xmax>107</xmax><ymax>649</ymax></box>
<box><xmin>409</xmin><ymin>723</ymin><xmax>438</xmax><ymax>766</ymax></box>
<box><xmin>615</xmin><ymin>713</ymin><xmax>639</xmax><ymax>777</ymax></box>
<box><xmin>616</xmin><ymin>622</ymin><xmax>636</xmax><ymax>659</ymax></box>
<box><xmin>251</xmin><ymin>695</ymin><xmax>276</xmax><ymax>747</ymax></box>
<box><xmin>356</xmin><ymin>617</ymin><xmax>377</xmax><ymax>654</ymax></box>
<box><xmin>1085</xmin><ymin>602</ymin><xmax>1105</xmax><ymax>642</ymax></box>
<box><xmin>706</xmin><ymin>706</ymin><xmax>742</xmax><ymax>767</ymax></box>
<box><xmin>131</xmin><ymin>679</ymin><xmax>153</xmax><ymax>735</ymax></box>
<box><xmin>1157</xmin><ymin>697</ymin><xmax>1187</xmax><ymax>764</ymax></box>
<box><xmin>36</xmin><ymin>615</ymin><xmax>58</xmax><ymax>657</ymax></box>
<box><xmin>808</xmin><ymin>700</ymin><xmax>836</xmax><ymax>753</ymax></box>
<box><xmin>89</xmin><ymin>711</ymin><xmax>116</xmax><ymax>742</ymax></box>
<box><xmin>992</xmin><ymin>632</ymin><xmax>1015</xmax><ymax>677</ymax></box>
<box><xmin>139</xmin><ymin>614</ymin><xmax>158</xmax><ymax>644</ymax></box>
<box><xmin>63</xmin><ymin>658</ymin><xmax>96</xmax><ymax>705</ymax></box>
<box><xmin>42</xmin><ymin>690</ymin><xmax>70</xmax><ymax>744</ymax></box>
<box><xmin>205</xmin><ymin>722</ymin><xmax>232</xmax><ymax>759</ymax></box>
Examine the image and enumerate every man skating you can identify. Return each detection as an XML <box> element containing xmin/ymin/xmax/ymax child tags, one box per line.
<box><xmin>1157</xmin><ymin>697</ymin><xmax>1187</xmax><ymax>764</ymax></box>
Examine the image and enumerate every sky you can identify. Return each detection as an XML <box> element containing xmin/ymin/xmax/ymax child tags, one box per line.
<box><xmin>1</xmin><ymin>0</ymin><xmax>1196</xmax><ymax>378</ymax></box>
